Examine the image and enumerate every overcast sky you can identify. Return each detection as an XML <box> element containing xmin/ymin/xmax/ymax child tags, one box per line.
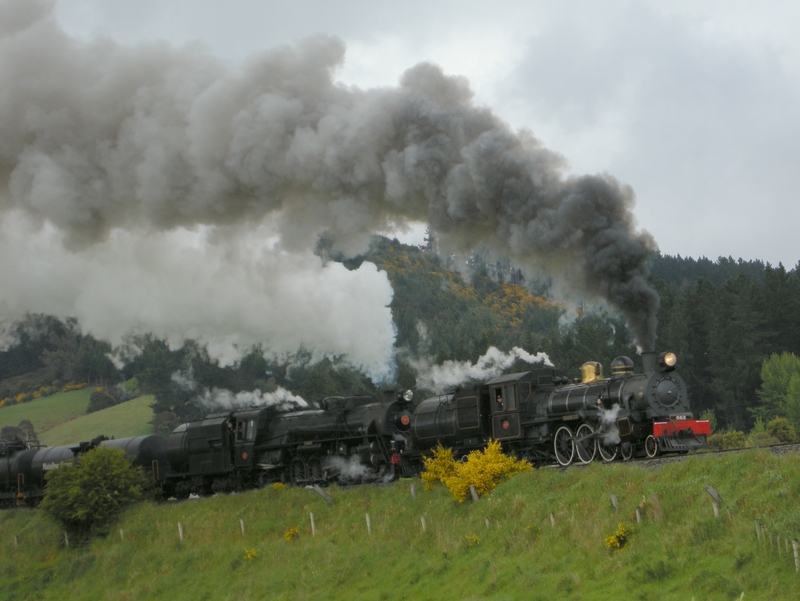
<box><xmin>50</xmin><ymin>0</ymin><xmax>800</xmax><ymax>267</ymax></box>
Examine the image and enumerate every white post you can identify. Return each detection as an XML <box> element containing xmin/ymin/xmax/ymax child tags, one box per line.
<box><xmin>610</xmin><ymin>493</ymin><xmax>619</xmax><ymax>513</ymax></box>
<box><xmin>550</xmin><ymin>513</ymin><xmax>556</xmax><ymax>528</ymax></box>
<box><xmin>240</xmin><ymin>518</ymin><xmax>245</xmax><ymax>537</ymax></box>
<box><xmin>635</xmin><ymin>508</ymin><xmax>642</xmax><ymax>525</ymax></box>
<box><xmin>310</xmin><ymin>512</ymin><xmax>316</xmax><ymax>537</ymax></box>
<box><xmin>712</xmin><ymin>502</ymin><xmax>719</xmax><ymax>519</ymax></box>
<box><xmin>793</xmin><ymin>539</ymin><xmax>799</xmax><ymax>573</ymax></box>
<box><xmin>64</xmin><ymin>532</ymin><xmax>69</xmax><ymax>549</ymax></box>
<box><xmin>410</xmin><ymin>483</ymin><xmax>417</xmax><ymax>499</ymax></box>
<box><xmin>366</xmin><ymin>514</ymin><xmax>372</xmax><ymax>535</ymax></box>
<box><xmin>14</xmin><ymin>535</ymin><xmax>18</xmax><ymax>548</ymax></box>
<box><xmin>178</xmin><ymin>522</ymin><xmax>184</xmax><ymax>542</ymax></box>
<box><xmin>469</xmin><ymin>486</ymin><xmax>479</xmax><ymax>502</ymax></box>
<box><xmin>485</xmin><ymin>518</ymin><xmax>490</xmax><ymax>529</ymax></box>
<box><xmin>420</xmin><ymin>516</ymin><xmax>426</xmax><ymax>532</ymax></box>
<box><xmin>119</xmin><ymin>529</ymin><xmax>124</xmax><ymax>542</ymax></box>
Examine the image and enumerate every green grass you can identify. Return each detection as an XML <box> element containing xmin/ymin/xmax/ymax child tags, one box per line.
<box><xmin>37</xmin><ymin>396</ymin><xmax>155</xmax><ymax>446</ymax></box>
<box><xmin>2</xmin><ymin>449</ymin><xmax>799</xmax><ymax>600</ymax></box>
<box><xmin>0</xmin><ymin>390</ymin><xmax>154</xmax><ymax>446</ymax></box>
<box><xmin>0</xmin><ymin>389</ymin><xmax>92</xmax><ymax>434</ymax></box>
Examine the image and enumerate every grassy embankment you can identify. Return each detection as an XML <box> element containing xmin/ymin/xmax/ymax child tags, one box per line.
<box><xmin>1</xmin><ymin>450</ymin><xmax>799</xmax><ymax>601</ymax></box>
<box><xmin>0</xmin><ymin>390</ymin><xmax>155</xmax><ymax>446</ymax></box>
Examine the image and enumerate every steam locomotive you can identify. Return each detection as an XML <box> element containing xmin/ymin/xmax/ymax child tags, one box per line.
<box><xmin>1</xmin><ymin>350</ymin><xmax>708</xmax><ymax>505</ymax></box>
<box><xmin>404</xmin><ymin>350</ymin><xmax>709</xmax><ymax>468</ymax></box>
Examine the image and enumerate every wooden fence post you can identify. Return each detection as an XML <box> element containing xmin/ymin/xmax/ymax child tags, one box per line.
<box><xmin>420</xmin><ymin>516</ymin><xmax>426</xmax><ymax>532</ymax></box>
<box><xmin>469</xmin><ymin>486</ymin><xmax>479</xmax><ymax>502</ymax></box>
<box><xmin>550</xmin><ymin>513</ymin><xmax>556</xmax><ymax>528</ymax></box>
<box><xmin>635</xmin><ymin>508</ymin><xmax>642</xmax><ymax>525</ymax></box>
<box><xmin>310</xmin><ymin>513</ymin><xmax>316</xmax><ymax>537</ymax></box>
<box><xmin>240</xmin><ymin>518</ymin><xmax>245</xmax><ymax>537</ymax></box>
<box><xmin>178</xmin><ymin>522</ymin><xmax>184</xmax><ymax>542</ymax></box>
<box><xmin>610</xmin><ymin>493</ymin><xmax>619</xmax><ymax>513</ymax></box>
<box><xmin>366</xmin><ymin>514</ymin><xmax>372</xmax><ymax>535</ymax></box>
<box><xmin>410</xmin><ymin>483</ymin><xmax>417</xmax><ymax>499</ymax></box>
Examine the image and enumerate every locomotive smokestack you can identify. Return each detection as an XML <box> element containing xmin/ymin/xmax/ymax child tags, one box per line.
<box><xmin>0</xmin><ymin>2</ymin><xmax>661</xmax><ymax>354</ymax></box>
<box><xmin>641</xmin><ymin>352</ymin><xmax>657</xmax><ymax>373</ymax></box>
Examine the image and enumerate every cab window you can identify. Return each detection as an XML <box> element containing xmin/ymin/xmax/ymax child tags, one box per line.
<box><xmin>504</xmin><ymin>385</ymin><xmax>517</xmax><ymax>410</ymax></box>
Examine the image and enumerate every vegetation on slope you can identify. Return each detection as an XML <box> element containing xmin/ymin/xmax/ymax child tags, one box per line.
<box><xmin>37</xmin><ymin>396</ymin><xmax>155</xmax><ymax>447</ymax></box>
<box><xmin>1</xmin><ymin>450</ymin><xmax>799</xmax><ymax>601</ymax></box>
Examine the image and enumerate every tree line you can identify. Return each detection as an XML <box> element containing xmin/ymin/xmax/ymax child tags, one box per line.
<box><xmin>1</xmin><ymin>240</ymin><xmax>799</xmax><ymax>438</ymax></box>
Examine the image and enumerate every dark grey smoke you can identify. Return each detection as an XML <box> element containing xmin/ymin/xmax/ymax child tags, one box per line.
<box><xmin>0</xmin><ymin>0</ymin><xmax>659</xmax><ymax>349</ymax></box>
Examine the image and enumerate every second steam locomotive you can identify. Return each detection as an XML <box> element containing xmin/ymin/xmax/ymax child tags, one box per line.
<box><xmin>2</xmin><ymin>350</ymin><xmax>709</xmax><ymax>505</ymax></box>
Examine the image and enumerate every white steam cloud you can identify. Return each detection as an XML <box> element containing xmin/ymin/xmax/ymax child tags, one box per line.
<box><xmin>0</xmin><ymin>0</ymin><xmax>660</xmax><ymax>384</ymax></box>
<box><xmin>599</xmin><ymin>403</ymin><xmax>622</xmax><ymax>445</ymax></box>
<box><xmin>413</xmin><ymin>345</ymin><xmax>552</xmax><ymax>394</ymax></box>
<box><xmin>171</xmin><ymin>370</ymin><xmax>307</xmax><ymax>412</ymax></box>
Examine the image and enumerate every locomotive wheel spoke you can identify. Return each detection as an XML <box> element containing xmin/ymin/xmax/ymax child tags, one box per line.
<box><xmin>598</xmin><ymin>439</ymin><xmax>618</xmax><ymax>462</ymax></box>
<box><xmin>644</xmin><ymin>435</ymin><xmax>659</xmax><ymax>458</ymax></box>
<box><xmin>553</xmin><ymin>425</ymin><xmax>575</xmax><ymax>466</ymax></box>
<box><xmin>575</xmin><ymin>423</ymin><xmax>597</xmax><ymax>464</ymax></box>
<box><xmin>620</xmin><ymin>442</ymin><xmax>634</xmax><ymax>461</ymax></box>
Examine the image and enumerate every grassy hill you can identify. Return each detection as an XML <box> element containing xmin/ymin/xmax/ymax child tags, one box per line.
<box><xmin>0</xmin><ymin>389</ymin><xmax>92</xmax><ymax>435</ymax></box>
<box><xmin>1</xmin><ymin>449</ymin><xmax>799</xmax><ymax>600</ymax></box>
<box><xmin>1</xmin><ymin>390</ymin><xmax>154</xmax><ymax>446</ymax></box>
<box><xmin>37</xmin><ymin>395</ymin><xmax>155</xmax><ymax>446</ymax></box>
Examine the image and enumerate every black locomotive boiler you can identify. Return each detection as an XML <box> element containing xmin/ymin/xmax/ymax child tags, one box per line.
<box><xmin>398</xmin><ymin>351</ymin><xmax>709</xmax><ymax>468</ymax></box>
<box><xmin>161</xmin><ymin>389</ymin><xmax>415</xmax><ymax>496</ymax></box>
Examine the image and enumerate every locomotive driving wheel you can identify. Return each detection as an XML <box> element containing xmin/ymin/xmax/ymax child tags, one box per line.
<box><xmin>575</xmin><ymin>423</ymin><xmax>597</xmax><ymax>464</ymax></box>
<box><xmin>289</xmin><ymin>456</ymin><xmax>307</xmax><ymax>484</ymax></box>
<box><xmin>644</xmin><ymin>435</ymin><xmax>659</xmax><ymax>458</ymax></box>
<box><xmin>598</xmin><ymin>439</ymin><xmax>618</xmax><ymax>462</ymax></box>
<box><xmin>620</xmin><ymin>441</ymin><xmax>634</xmax><ymax>461</ymax></box>
<box><xmin>553</xmin><ymin>425</ymin><xmax>575</xmax><ymax>466</ymax></box>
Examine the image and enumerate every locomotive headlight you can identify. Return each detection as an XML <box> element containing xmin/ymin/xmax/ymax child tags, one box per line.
<box><xmin>658</xmin><ymin>352</ymin><xmax>677</xmax><ymax>370</ymax></box>
<box><xmin>399</xmin><ymin>389</ymin><xmax>414</xmax><ymax>402</ymax></box>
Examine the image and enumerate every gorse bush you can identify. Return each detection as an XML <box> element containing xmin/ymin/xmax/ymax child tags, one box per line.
<box><xmin>604</xmin><ymin>523</ymin><xmax>635</xmax><ymax>552</ymax></box>
<box><xmin>421</xmin><ymin>440</ymin><xmax>532</xmax><ymax>503</ymax></box>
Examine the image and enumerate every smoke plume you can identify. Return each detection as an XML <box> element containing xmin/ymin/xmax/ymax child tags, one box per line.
<box><xmin>412</xmin><ymin>346</ymin><xmax>552</xmax><ymax>394</ymax></box>
<box><xmin>0</xmin><ymin>1</ymin><xmax>660</xmax><ymax>376</ymax></box>
<box><xmin>170</xmin><ymin>370</ymin><xmax>307</xmax><ymax>412</ymax></box>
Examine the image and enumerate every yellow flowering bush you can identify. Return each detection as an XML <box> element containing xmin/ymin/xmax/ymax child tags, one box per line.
<box><xmin>271</xmin><ymin>482</ymin><xmax>286</xmax><ymax>490</ymax></box>
<box><xmin>61</xmin><ymin>382</ymin><xmax>87</xmax><ymax>393</ymax></box>
<box><xmin>604</xmin><ymin>523</ymin><xmax>634</xmax><ymax>552</ymax></box>
<box><xmin>243</xmin><ymin>548</ymin><xmax>258</xmax><ymax>560</ymax></box>
<box><xmin>284</xmin><ymin>526</ymin><xmax>300</xmax><ymax>542</ymax></box>
<box><xmin>421</xmin><ymin>444</ymin><xmax>458</xmax><ymax>490</ymax></box>
<box><xmin>464</xmin><ymin>534</ymin><xmax>480</xmax><ymax>549</ymax></box>
<box><xmin>422</xmin><ymin>440</ymin><xmax>532</xmax><ymax>503</ymax></box>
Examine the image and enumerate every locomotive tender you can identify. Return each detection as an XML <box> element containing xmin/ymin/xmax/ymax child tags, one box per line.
<box><xmin>1</xmin><ymin>351</ymin><xmax>708</xmax><ymax>505</ymax></box>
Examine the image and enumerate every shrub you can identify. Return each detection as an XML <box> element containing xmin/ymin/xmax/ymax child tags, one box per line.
<box><xmin>706</xmin><ymin>429</ymin><xmax>748</xmax><ymax>451</ymax></box>
<box><xmin>700</xmin><ymin>409</ymin><xmax>717</xmax><ymax>433</ymax></box>
<box><xmin>87</xmin><ymin>390</ymin><xmax>118</xmax><ymax>414</ymax></box>
<box><xmin>605</xmin><ymin>523</ymin><xmax>635</xmax><ymax>552</ymax></box>
<box><xmin>39</xmin><ymin>447</ymin><xmax>143</xmax><ymax>538</ymax></box>
<box><xmin>766</xmin><ymin>417</ymin><xmax>797</xmax><ymax>443</ymax></box>
<box><xmin>749</xmin><ymin>432</ymin><xmax>780</xmax><ymax>448</ymax></box>
<box><xmin>421</xmin><ymin>444</ymin><xmax>458</xmax><ymax>491</ymax></box>
<box><xmin>422</xmin><ymin>440</ymin><xmax>531</xmax><ymax>503</ymax></box>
